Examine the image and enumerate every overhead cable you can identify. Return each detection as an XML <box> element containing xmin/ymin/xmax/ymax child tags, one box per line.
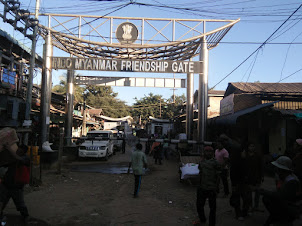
<box><xmin>209</xmin><ymin>4</ymin><xmax>302</xmax><ymax>90</ymax></box>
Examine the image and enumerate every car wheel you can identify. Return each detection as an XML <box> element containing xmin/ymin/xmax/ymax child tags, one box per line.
<box><xmin>104</xmin><ymin>150</ymin><xmax>109</xmax><ymax>161</ymax></box>
<box><xmin>113</xmin><ymin>146</ymin><xmax>117</xmax><ymax>155</ymax></box>
<box><xmin>77</xmin><ymin>149</ymin><xmax>82</xmax><ymax>161</ymax></box>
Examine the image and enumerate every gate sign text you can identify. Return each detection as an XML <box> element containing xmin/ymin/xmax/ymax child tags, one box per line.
<box><xmin>52</xmin><ymin>57</ymin><xmax>202</xmax><ymax>73</ymax></box>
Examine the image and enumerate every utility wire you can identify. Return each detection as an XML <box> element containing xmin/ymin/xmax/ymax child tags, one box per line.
<box><xmin>210</xmin><ymin>3</ymin><xmax>302</xmax><ymax>90</ymax></box>
<box><xmin>44</xmin><ymin>28</ymin><xmax>302</xmax><ymax>45</ymax></box>
<box><xmin>278</xmin><ymin>68</ymin><xmax>302</xmax><ymax>83</ymax></box>
<box><xmin>245</xmin><ymin>49</ymin><xmax>260</xmax><ymax>83</ymax></box>
<box><xmin>279</xmin><ymin>29</ymin><xmax>302</xmax><ymax>81</ymax></box>
<box><xmin>269</xmin><ymin>13</ymin><xmax>302</xmax><ymax>42</ymax></box>
<box><xmin>52</xmin><ymin>2</ymin><xmax>132</xmax><ymax>34</ymax></box>
<box><xmin>132</xmin><ymin>1</ymin><xmax>300</xmax><ymax>18</ymax></box>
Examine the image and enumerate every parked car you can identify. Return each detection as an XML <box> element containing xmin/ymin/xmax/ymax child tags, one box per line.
<box><xmin>78</xmin><ymin>130</ymin><xmax>115</xmax><ymax>160</ymax></box>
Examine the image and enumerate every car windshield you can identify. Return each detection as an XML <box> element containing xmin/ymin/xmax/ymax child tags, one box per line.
<box><xmin>87</xmin><ymin>133</ymin><xmax>109</xmax><ymax>139</ymax></box>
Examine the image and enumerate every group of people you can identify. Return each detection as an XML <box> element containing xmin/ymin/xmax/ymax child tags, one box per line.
<box><xmin>0</xmin><ymin>127</ymin><xmax>30</xmax><ymax>224</ymax></box>
<box><xmin>145</xmin><ymin>135</ymin><xmax>170</xmax><ymax>165</ymax></box>
<box><xmin>196</xmin><ymin>134</ymin><xmax>302</xmax><ymax>226</ymax></box>
<box><xmin>2</xmin><ymin>127</ymin><xmax>301</xmax><ymax>225</ymax></box>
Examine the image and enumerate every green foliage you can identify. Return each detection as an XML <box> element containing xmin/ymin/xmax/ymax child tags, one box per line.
<box><xmin>84</xmin><ymin>86</ymin><xmax>129</xmax><ymax>117</ymax></box>
<box><xmin>52</xmin><ymin>80</ymin><xmax>66</xmax><ymax>94</ymax></box>
<box><xmin>52</xmin><ymin>74</ymin><xmax>130</xmax><ymax>118</ymax></box>
<box><xmin>52</xmin><ymin>74</ymin><xmax>85</xmax><ymax>103</ymax></box>
<box><xmin>131</xmin><ymin>93</ymin><xmax>185</xmax><ymax>125</ymax></box>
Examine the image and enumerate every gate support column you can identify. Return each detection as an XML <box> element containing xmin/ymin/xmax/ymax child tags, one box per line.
<box><xmin>65</xmin><ymin>70</ymin><xmax>74</xmax><ymax>146</ymax></box>
<box><xmin>186</xmin><ymin>67</ymin><xmax>194</xmax><ymax>140</ymax></box>
<box><xmin>40</xmin><ymin>31</ymin><xmax>53</xmax><ymax>146</ymax></box>
<box><xmin>198</xmin><ymin>36</ymin><xmax>209</xmax><ymax>143</ymax></box>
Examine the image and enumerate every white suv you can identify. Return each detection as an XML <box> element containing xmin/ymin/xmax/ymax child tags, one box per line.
<box><xmin>78</xmin><ymin>130</ymin><xmax>115</xmax><ymax>160</ymax></box>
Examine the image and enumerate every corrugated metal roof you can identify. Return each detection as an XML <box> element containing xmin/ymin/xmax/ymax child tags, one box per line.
<box><xmin>194</xmin><ymin>90</ymin><xmax>225</xmax><ymax>101</ymax></box>
<box><xmin>208</xmin><ymin>102</ymin><xmax>276</xmax><ymax>125</ymax></box>
<box><xmin>0</xmin><ymin>29</ymin><xmax>32</xmax><ymax>54</ymax></box>
<box><xmin>0</xmin><ymin>28</ymin><xmax>43</xmax><ymax>65</ymax></box>
<box><xmin>100</xmin><ymin>115</ymin><xmax>132</xmax><ymax>122</ymax></box>
<box><xmin>149</xmin><ymin>116</ymin><xmax>171</xmax><ymax>123</ymax></box>
<box><xmin>226</xmin><ymin>82</ymin><xmax>302</xmax><ymax>96</ymax></box>
<box><xmin>208</xmin><ymin>90</ymin><xmax>225</xmax><ymax>96</ymax></box>
<box><xmin>88</xmin><ymin>109</ymin><xmax>103</xmax><ymax>116</ymax></box>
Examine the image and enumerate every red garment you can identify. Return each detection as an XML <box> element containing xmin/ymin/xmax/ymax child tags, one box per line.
<box><xmin>151</xmin><ymin>142</ymin><xmax>161</xmax><ymax>151</ymax></box>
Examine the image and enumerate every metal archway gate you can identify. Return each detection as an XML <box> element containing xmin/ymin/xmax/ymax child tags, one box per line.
<box><xmin>37</xmin><ymin>14</ymin><xmax>239</xmax><ymax>145</ymax></box>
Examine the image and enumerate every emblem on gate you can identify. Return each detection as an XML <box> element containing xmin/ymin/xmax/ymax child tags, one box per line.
<box><xmin>116</xmin><ymin>22</ymin><xmax>138</xmax><ymax>44</ymax></box>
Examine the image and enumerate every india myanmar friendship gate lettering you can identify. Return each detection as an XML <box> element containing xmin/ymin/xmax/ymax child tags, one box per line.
<box><xmin>52</xmin><ymin>57</ymin><xmax>202</xmax><ymax>74</ymax></box>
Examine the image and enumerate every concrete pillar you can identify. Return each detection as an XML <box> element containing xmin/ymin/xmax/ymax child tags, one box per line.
<box><xmin>198</xmin><ymin>36</ymin><xmax>209</xmax><ymax>142</ymax></box>
<box><xmin>40</xmin><ymin>31</ymin><xmax>52</xmax><ymax>146</ymax></box>
<box><xmin>186</xmin><ymin>68</ymin><xmax>194</xmax><ymax>140</ymax></box>
<box><xmin>23</xmin><ymin>0</ymin><xmax>40</xmax><ymax>145</ymax></box>
<box><xmin>65</xmin><ymin>70</ymin><xmax>74</xmax><ymax>146</ymax></box>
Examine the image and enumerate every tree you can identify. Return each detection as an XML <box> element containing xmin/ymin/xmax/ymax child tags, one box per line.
<box><xmin>84</xmin><ymin>85</ymin><xmax>130</xmax><ymax>118</ymax></box>
<box><xmin>52</xmin><ymin>74</ymin><xmax>85</xmax><ymax>104</ymax></box>
<box><xmin>131</xmin><ymin>93</ymin><xmax>162</xmax><ymax>125</ymax></box>
<box><xmin>168</xmin><ymin>94</ymin><xmax>186</xmax><ymax>105</ymax></box>
<box><xmin>131</xmin><ymin>93</ymin><xmax>186</xmax><ymax>125</ymax></box>
<box><xmin>52</xmin><ymin>74</ymin><xmax>130</xmax><ymax>118</ymax></box>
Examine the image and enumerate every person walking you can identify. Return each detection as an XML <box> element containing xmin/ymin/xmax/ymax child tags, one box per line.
<box><xmin>219</xmin><ymin>134</ymin><xmax>249</xmax><ymax>220</ymax></box>
<box><xmin>0</xmin><ymin>144</ymin><xmax>30</xmax><ymax>224</ymax></box>
<box><xmin>163</xmin><ymin>136</ymin><xmax>170</xmax><ymax>160</ymax></box>
<box><xmin>150</xmin><ymin>141</ymin><xmax>162</xmax><ymax>165</ymax></box>
<box><xmin>196</xmin><ymin>146</ymin><xmax>221</xmax><ymax>226</ymax></box>
<box><xmin>145</xmin><ymin>136</ymin><xmax>151</xmax><ymax>155</ymax></box>
<box><xmin>215</xmin><ymin>138</ymin><xmax>230</xmax><ymax>197</ymax></box>
<box><xmin>128</xmin><ymin>143</ymin><xmax>148</xmax><ymax>198</ymax></box>
<box><xmin>243</xmin><ymin>142</ymin><xmax>264</xmax><ymax>212</ymax></box>
<box><xmin>122</xmin><ymin>137</ymin><xmax>126</xmax><ymax>154</ymax></box>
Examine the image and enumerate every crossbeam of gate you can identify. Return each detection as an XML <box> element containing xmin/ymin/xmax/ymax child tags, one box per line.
<box><xmin>75</xmin><ymin>76</ymin><xmax>186</xmax><ymax>88</ymax></box>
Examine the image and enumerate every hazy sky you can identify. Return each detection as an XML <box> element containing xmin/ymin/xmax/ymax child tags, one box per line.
<box><xmin>1</xmin><ymin>0</ymin><xmax>302</xmax><ymax>105</ymax></box>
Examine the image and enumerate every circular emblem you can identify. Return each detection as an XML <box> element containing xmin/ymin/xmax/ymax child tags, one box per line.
<box><xmin>116</xmin><ymin>22</ymin><xmax>138</xmax><ymax>44</ymax></box>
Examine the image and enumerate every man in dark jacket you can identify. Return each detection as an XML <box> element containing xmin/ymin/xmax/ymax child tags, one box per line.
<box><xmin>219</xmin><ymin>134</ymin><xmax>249</xmax><ymax>220</ymax></box>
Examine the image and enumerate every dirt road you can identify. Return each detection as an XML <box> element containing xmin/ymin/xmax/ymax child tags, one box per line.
<box><xmin>3</xmin><ymin>142</ymin><xmax>301</xmax><ymax>225</ymax></box>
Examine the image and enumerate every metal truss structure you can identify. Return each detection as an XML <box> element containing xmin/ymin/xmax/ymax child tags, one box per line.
<box><xmin>36</xmin><ymin>13</ymin><xmax>239</xmax><ymax>144</ymax></box>
<box><xmin>38</xmin><ymin>14</ymin><xmax>239</xmax><ymax>60</ymax></box>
